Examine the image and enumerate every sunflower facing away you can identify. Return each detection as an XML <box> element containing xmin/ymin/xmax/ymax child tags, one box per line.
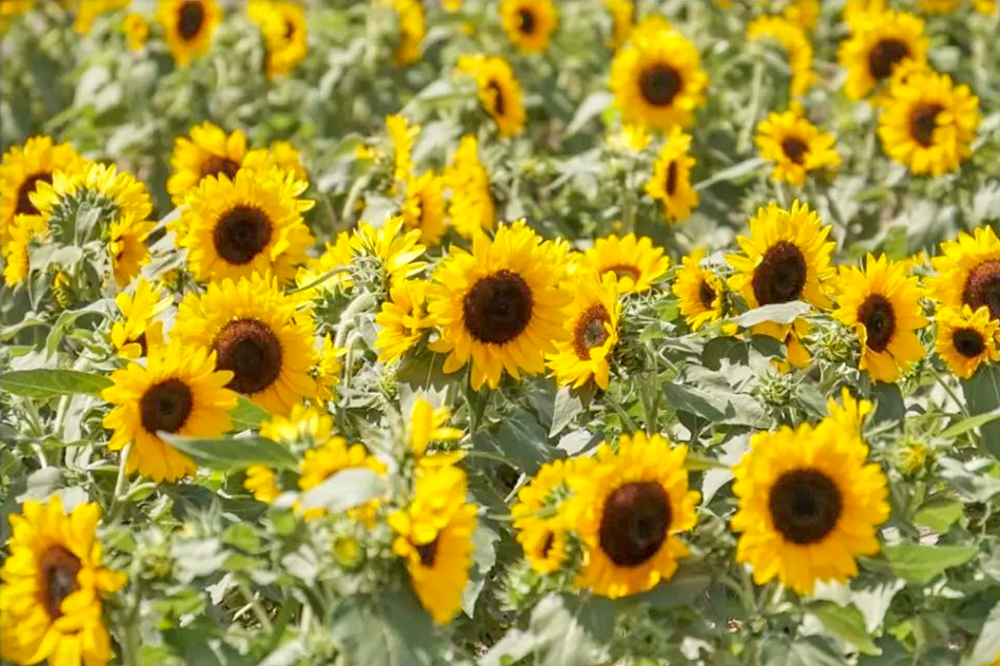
<box><xmin>935</xmin><ymin>305</ymin><xmax>1000</xmax><ymax>379</ymax></box>
<box><xmin>389</xmin><ymin>465</ymin><xmax>477</xmax><ymax>624</ymax></box>
<box><xmin>173</xmin><ymin>273</ymin><xmax>319</xmax><ymax>415</ymax></box>
<box><xmin>568</xmin><ymin>432</ymin><xmax>699</xmax><ymax>599</ymax></box>
<box><xmin>167</xmin><ymin>121</ymin><xmax>250</xmax><ymax>205</ymax></box>
<box><xmin>349</xmin><ymin>215</ymin><xmax>428</xmax><ymax>287</ymax></box>
<box><xmin>391</xmin><ymin>0</ymin><xmax>425</xmax><ymax>66</ymax></box>
<box><xmin>645</xmin><ymin>126</ymin><xmax>699</xmax><ymax>223</ymax></box>
<box><xmin>401</xmin><ymin>171</ymin><xmax>447</xmax><ymax>245</ymax></box>
<box><xmin>500</xmin><ymin>0</ymin><xmax>557</xmax><ymax>53</ymax></box>
<box><xmin>102</xmin><ymin>340</ymin><xmax>237</xmax><ymax>482</ymax></box>
<box><xmin>376</xmin><ymin>279</ymin><xmax>430</xmax><ymax>364</ymax></box>
<box><xmin>428</xmin><ymin>222</ymin><xmax>570</xmax><ymax>390</ymax></box>
<box><xmin>756</xmin><ymin>109</ymin><xmax>840</xmax><ymax>185</ymax></box>
<box><xmin>878</xmin><ymin>69</ymin><xmax>980</xmax><ymax>176</ymax></box>
<box><xmin>732</xmin><ymin>417</ymin><xmax>890</xmax><ymax>595</ymax></box>
<box><xmin>547</xmin><ymin>271</ymin><xmax>621</xmax><ymax>390</ymax></box>
<box><xmin>747</xmin><ymin>16</ymin><xmax>815</xmax><ymax>98</ymax></box>
<box><xmin>110</xmin><ymin>278</ymin><xmax>171</xmax><ymax>359</ymax></box>
<box><xmin>0</xmin><ymin>496</ymin><xmax>127</xmax><ymax>666</ymax></box>
<box><xmin>247</xmin><ymin>0</ymin><xmax>308</xmax><ymax>78</ymax></box>
<box><xmin>673</xmin><ymin>247</ymin><xmax>727</xmax><ymax>331</ymax></box>
<box><xmin>444</xmin><ymin>135</ymin><xmax>494</xmax><ymax>239</ymax></box>
<box><xmin>927</xmin><ymin>227</ymin><xmax>1000</xmax><ymax>323</ymax></box>
<box><xmin>838</xmin><ymin>10</ymin><xmax>928</xmax><ymax>100</ymax></box>
<box><xmin>457</xmin><ymin>55</ymin><xmax>526</xmax><ymax>137</ymax></box>
<box><xmin>581</xmin><ymin>233</ymin><xmax>670</xmax><ymax>295</ymax></box>
<box><xmin>157</xmin><ymin>0</ymin><xmax>221</xmax><ymax>66</ymax></box>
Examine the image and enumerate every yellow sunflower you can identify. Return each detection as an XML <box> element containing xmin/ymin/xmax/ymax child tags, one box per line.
<box><xmin>2</xmin><ymin>213</ymin><xmax>44</xmax><ymax>286</ymax></box>
<box><xmin>568</xmin><ymin>432</ymin><xmax>699</xmax><ymax>599</ymax></box>
<box><xmin>387</xmin><ymin>114</ymin><xmax>417</xmax><ymax>187</ymax></box>
<box><xmin>917</xmin><ymin>0</ymin><xmax>963</xmax><ymax>13</ymax></box>
<box><xmin>784</xmin><ymin>0</ymin><xmax>821</xmax><ymax>30</ymax></box>
<box><xmin>444</xmin><ymin>135</ymin><xmax>494</xmax><ymax>239</ymax></box>
<box><xmin>110</xmin><ymin>279</ymin><xmax>171</xmax><ymax>359</ymax></box>
<box><xmin>350</xmin><ymin>215</ymin><xmax>428</xmax><ymax>286</ymax></box>
<box><xmin>123</xmin><ymin>11</ymin><xmax>149</xmax><ymax>50</ymax></box>
<box><xmin>926</xmin><ymin>227</ymin><xmax>1000</xmax><ymax>322</ymax></box>
<box><xmin>401</xmin><ymin>171</ymin><xmax>447</xmax><ymax>245</ymax></box>
<box><xmin>756</xmin><ymin>109</ymin><xmax>840</xmax><ymax>185</ymax></box>
<box><xmin>974</xmin><ymin>0</ymin><xmax>997</xmax><ymax>13</ymax></box>
<box><xmin>457</xmin><ymin>55</ymin><xmax>526</xmax><ymax>137</ymax></box>
<box><xmin>935</xmin><ymin>305</ymin><xmax>1000</xmax><ymax>379</ymax></box>
<box><xmin>838</xmin><ymin>10</ymin><xmax>928</xmax><ymax>100</ymax></box>
<box><xmin>391</xmin><ymin>0</ymin><xmax>425</xmax><ymax>66</ymax></box>
<box><xmin>0</xmin><ymin>496</ymin><xmax>127</xmax><ymax>666</ymax></box>
<box><xmin>500</xmin><ymin>0</ymin><xmax>557</xmax><ymax>53</ymax></box>
<box><xmin>245</xmin><ymin>465</ymin><xmax>281</xmax><ymax>503</ymax></box>
<box><xmin>581</xmin><ymin>233</ymin><xmax>670</xmax><ymax>295</ymax></box>
<box><xmin>247</xmin><ymin>0</ymin><xmax>308</xmax><ymax>78</ymax></box>
<box><xmin>547</xmin><ymin>271</ymin><xmax>621</xmax><ymax>390</ymax></box>
<box><xmin>673</xmin><ymin>247</ymin><xmax>727</xmax><ymax>331</ymax></box>
<box><xmin>827</xmin><ymin>386</ymin><xmax>873</xmax><ymax>432</ymax></box>
<box><xmin>428</xmin><ymin>221</ymin><xmax>570</xmax><ymax>390</ymax></box>
<box><xmin>110</xmin><ymin>216</ymin><xmax>155</xmax><ymax>287</ymax></box>
<box><xmin>157</xmin><ymin>0</ymin><xmax>222</xmax><ymax>67</ymax></box>
<box><xmin>73</xmin><ymin>0</ymin><xmax>128</xmax><ymax>34</ymax></box>
<box><xmin>293</xmin><ymin>231</ymin><xmax>354</xmax><ymax>301</ymax></box>
<box><xmin>298</xmin><ymin>426</ymin><xmax>386</xmax><ymax>520</ymax></box>
<box><xmin>843</xmin><ymin>0</ymin><xmax>886</xmax><ymax>29</ymax></box>
<box><xmin>1</xmin><ymin>135</ymin><xmax>83</xmax><ymax>252</ymax></box>
<box><xmin>605</xmin><ymin>0</ymin><xmax>634</xmax><ymax>51</ymax></box>
<box><xmin>102</xmin><ymin>339</ymin><xmax>237</xmax><ymax>482</ymax></box>
<box><xmin>376</xmin><ymin>279</ymin><xmax>430</xmax><ymax>364</ymax></box>
<box><xmin>747</xmin><ymin>16</ymin><xmax>814</xmax><ymax>98</ymax></box>
<box><xmin>167</xmin><ymin>122</ymin><xmax>249</xmax><ymax>205</ymax></box>
<box><xmin>388</xmin><ymin>465</ymin><xmax>477</xmax><ymax>624</ymax></box>
<box><xmin>832</xmin><ymin>254</ymin><xmax>928</xmax><ymax>384</ymax></box>
<box><xmin>173</xmin><ymin>274</ymin><xmax>319</xmax><ymax>415</ymax></box>
<box><xmin>645</xmin><ymin>126</ymin><xmax>699</xmax><ymax>223</ymax></box>
<box><xmin>0</xmin><ymin>0</ymin><xmax>33</xmax><ymax>35</ymax></box>
<box><xmin>177</xmin><ymin>167</ymin><xmax>314</xmax><ymax>284</ymax></box>
<box><xmin>609</xmin><ymin>17</ymin><xmax>708</xmax><ymax>131</ymax></box>
<box><xmin>731</xmin><ymin>417</ymin><xmax>890</xmax><ymax>595</ymax></box>
<box><xmin>409</xmin><ymin>397</ymin><xmax>464</xmax><ymax>461</ymax></box>
<box><xmin>878</xmin><ymin>69</ymin><xmax>980</xmax><ymax>176</ymax></box>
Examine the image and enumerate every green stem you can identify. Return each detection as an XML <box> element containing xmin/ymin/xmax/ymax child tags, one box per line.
<box><xmin>107</xmin><ymin>445</ymin><xmax>131</xmax><ymax>522</ymax></box>
<box><xmin>237</xmin><ymin>579</ymin><xmax>273</xmax><ymax>632</ymax></box>
<box><xmin>603</xmin><ymin>392</ymin><xmax>637</xmax><ymax>432</ymax></box>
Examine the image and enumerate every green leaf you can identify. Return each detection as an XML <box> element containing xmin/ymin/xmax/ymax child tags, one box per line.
<box><xmin>961</xmin><ymin>365</ymin><xmax>1000</xmax><ymax>457</ymax></box>
<box><xmin>913</xmin><ymin>499</ymin><xmax>964</xmax><ymax>533</ymax></box>
<box><xmin>694</xmin><ymin>157</ymin><xmax>766</xmax><ymax>190</ymax></box>
<box><xmin>938</xmin><ymin>409</ymin><xmax>1000</xmax><ymax>440</ymax></box>
<box><xmin>231</xmin><ymin>397</ymin><xmax>269</xmax><ymax>430</ymax></box>
<box><xmin>550</xmin><ymin>385</ymin><xmax>584</xmax><ymax>437</ymax></box>
<box><xmin>462</xmin><ymin>524</ymin><xmax>499</xmax><ymax>616</ymax></box>
<box><xmin>330</xmin><ymin>591</ymin><xmax>439</xmax><ymax>666</ymax></box>
<box><xmin>161</xmin><ymin>434</ymin><xmax>298</xmax><ymax>470</ymax></box>
<box><xmin>627</xmin><ymin>564</ymin><xmax>712</xmax><ymax>609</ymax></box>
<box><xmin>297</xmin><ymin>468</ymin><xmax>387</xmax><ymax>512</ymax></box>
<box><xmin>964</xmin><ymin>601</ymin><xmax>1000</xmax><ymax>666</ymax></box>
<box><xmin>565</xmin><ymin>91</ymin><xmax>613</xmax><ymax>135</ymax></box>
<box><xmin>2</xmin><ymin>369</ymin><xmax>111</xmax><ymax>398</ymax></box>
<box><xmin>882</xmin><ymin>544</ymin><xmax>978</xmax><ymax>584</ymax></box>
<box><xmin>808</xmin><ymin>601</ymin><xmax>881</xmax><ymax>656</ymax></box>
<box><xmin>729</xmin><ymin>301</ymin><xmax>810</xmax><ymax>328</ymax></box>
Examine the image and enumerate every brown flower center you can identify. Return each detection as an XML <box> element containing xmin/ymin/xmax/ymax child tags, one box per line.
<box><xmin>598</xmin><ymin>481</ymin><xmax>672</xmax><ymax>567</ymax></box>
<box><xmin>39</xmin><ymin>546</ymin><xmax>82</xmax><ymax>619</ymax></box>
<box><xmin>953</xmin><ymin>328</ymin><xmax>986</xmax><ymax>358</ymax></box>
<box><xmin>213</xmin><ymin>319</ymin><xmax>283</xmax><ymax>394</ymax></box>
<box><xmin>751</xmin><ymin>241</ymin><xmax>807</xmax><ymax>306</ymax></box>
<box><xmin>538</xmin><ymin>530</ymin><xmax>555</xmax><ymax>559</ymax></box>
<box><xmin>910</xmin><ymin>103</ymin><xmax>943</xmax><ymax>147</ymax></box>
<box><xmin>573</xmin><ymin>304</ymin><xmax>611</xmax><ymax>360</ymax></box>
<box><xmin>699</xmin><ymin>280</ymin><xmax>716</xmax><ymax>309</ymax></box>
<box><xmin>15</xmin><ymin>172</ymin><xmax>52</xmax><ymax>216</ymax></box>
<box><xmin>963</xmin><ymin>260</ymin><xmax>1000</xmax><ymax>321</ymax></box>
<box><xmin>486</xmin><ymin>80</ymin><xmax>506</xmax><ymax>117</ymax></box>
<box><xmin>177</xmin><ymin>0</ymin><xmax>206</xmax><ymax>41</ymax></box>
<box><xmin>769</xmin><ymin>469</ymin><xmax>842</xmax><ymax>545</ymax></box>
<box><xmin>518</xmin><ymin>7</ymin><xmax>536</xmax><ymax>34</ymax></box>
<box><xmin>665</xmin><ymin>160</ymin><xmax>678</xmax><ymax>196</ymax></box>
<box><xmin>129</xmin><ymin>332</ymin><xmax>149</xmax><ymax>357</ymax></box>
<box><xmin>639</xmin><ymin>64</ymin><xmax>682</xmax><ymax>107</ymax></box>
<box><xmin>867</xmin><ymin>38</ymin><xmax>910</xmax><ymax>81</ymax></box>
<box><xmin>416</xmin><ymin>539</ymin><xmax>437</xmax><ymax>567</ymax></box>
<box><xmin>462</xmin><ymin>269</ymin><xmax>533</xmax><ymax>345</ymax></box>
<box><xmin>781</xmin><ymin>137</ymin><xmax>808</xmax><ymax>165</ymax></box>
<box><xmin>200</xmin><ymin>155</ymin><xmax>241</xmax><ymax>181</ymax></box>
<box><xmin>213</xmin><ymin>205</ymin><xmax>272</xmax><ymax>266</ymax></box>
<box><xmin>140</xmin><ymin>378</ymin><xmax>194</xmax><ymax>434</ymax></box>
<box><xmin>857</xmin><ymin>294</ymin><xmax>896</xmax><ymax>352</ymax></box>
<box><xmin>605</xmin><ymin>264</ymin><xmax>641</xmax><ymax>282</ymax></box>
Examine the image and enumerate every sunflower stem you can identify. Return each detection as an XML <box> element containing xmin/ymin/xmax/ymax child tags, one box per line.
<box><xmin>237</xmin><ymin>578</ymin><xmax>273</xmax><ymax>633</ymax></box>
<box><xmin>108</xmin><ymin>444</ymin><xmax>131</xmax><ymax>522</ymax></box>
<box><xmin>932</xmin><ymin>366</ymin><xmax>970</xmax><ymax>419</ymax></box>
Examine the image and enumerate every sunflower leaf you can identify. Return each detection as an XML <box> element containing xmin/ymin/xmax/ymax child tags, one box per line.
<box><xmin>230</xmin><ymin>397</ymin><xmax>269</xmax><ymax>430</ymax></box>
<box><xmin>808</xmin><ymin>601</ymin><xmax>881</xmax><ymax>656</ymax></box>
<box><xmin>297</xmin><ymin>468</ymin><xmax>387</xmax><ymax>512</ymax></box>
<box><xmin>2</xmin><ymin>368</ymin><xmax>111</xmax><ymax>398</ymax></box>
<box><xmin>161</xmin><ymin>434</ymin><xmax>298</xmax><ymax>470</ymax></box>
<box><xmin>881</xmin><ymin>544</ymin><xmax>979</xmax><ymax>584</ymax></box>
<box><xmin>729</xmin><ymin>301</ymin><xmax>811</xmax><ymax>328</ymax></box>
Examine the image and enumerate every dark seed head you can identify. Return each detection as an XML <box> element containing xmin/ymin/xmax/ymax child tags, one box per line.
<box><xmin>867</xmin><ymin>38</ymin><xmax>910</xmax><ymax>80</ymax></box>
<box><xmin>769</xmin><ymin>469</ymin><xmax>842</xmax><ymax>545</ymax></box>
<box><xmin>953</xmin><ymin>328</ymin><xmax>986</xmax><ymax>358</ymax></box>
<box><xmin>39</xmin><ymin>545</ymin><xmax>82</xmax><ymax>619</ymax></box>
<box><xmin>780</xmin><ymin>137</ymin><xmax>808</xmax><ymax>165</ymax></box>
<box><xmin>963</xmin><ymin>260</ymin><xmax>1000</xmax><ymax>321</ymax></box>
<box><xmin>639</xmin><ymin>64</ymin><xmax>682</xmax><ymax>107</ymax></box>
<box><xmin>200</xmin><ymin>155</ymin><xmax>241</xmax><ymax>181</ymax></box>
<box><xmin>213</xmin><ymin>205</ymin><xmax>273</xmax><ymax>266</ymax></box>
<box><xmin>598</xmin><ymin>481</ymin><xmax>672</xmax><ymax>567</ymax></box>
<box><xmin>698</xmin><ymin>280</ymin><xmax>716</xmax><ymax>309</ymax></box>
<box><xmin>213</xmin><ymin>319</ymin><xmax>283</xmax><ymax>394</ymax></box>
<box><xmin>605</xmin><ymin>264</ymin><xmax>641</xmax><ymax>283</ymax></box>
<box><xmin>518</xmin><ymin>7</ymin><xmax>536</xmax><ymax>34</ymax></box>
<box><xmin>538</xmin><ymin>530</ymin><xmax>555</xmax><ymax>559</ymax></box>
<box><xmin>15</xmin><ymin>172</ymin><xmax>52</xmax><ymax>216</ymax></box>
<box><xmin>910</xmin><ymin>103</ymin><xmax>943</xmax><ymax>147</ymax></box>
<box><xmin>573</xmin><ymin>304</ymin><xmax>611</xmax><ymax>360</ymax></box>
<box><xmin>462</xmin><ymin>269</ymin><xmax>533</xmax><ymax>345</ymax></box>
<box><xmin>751</xmin><ymin>241</ymin><xmax>808</xmax><ymax>306</ymax></box>
<box><xmin>416</xmin><ymin>539</ymin><xmax>437</xmax><ymax>567</ymax></box>
<box><xmin>486</xmin><ymin>80</ymin><xmax>506</xmax><ymax>117</ymax></box>
<box><xmin>177</xmin><ymin>0</ymin><xmax>206</xmax><ymax>41</ymax></box>
<box><xmin>857</xmin><ymin>294</ymin><xmax>896</xmax><ymax>352</ymax></box>
<box><xmin>665</xmin><ymin>161</ymin><xmax>678</xmax><ymax>196</ymax></box>
<box><xmin>140</xmin><ymin>378</ymin><xmax>194</xmax><ymax>435</ymax></box>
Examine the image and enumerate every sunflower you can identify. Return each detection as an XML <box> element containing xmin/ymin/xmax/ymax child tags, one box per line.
<box><xmin>177</xmin><ymin>167</ymin><xmax>314</xmax><ymax>284</ymax></box>
<box><xmin>784</xmin><ymin>0</ymin><xmax>821</xmax><ymax>29</ymax></box>
<box><xmin>1</xmin><ymin>136</ymin><xmax>84</xmax><ymax>252</ymax></box>
<box><xmin>568</xmin><ymin>432</ymin><xmax>698</xmax><ymax>599</ymax></box>
<box><xmin>245</xmin><ymin>465</ymin><xmax>281</xmax><ymax>503</ymax></box>
<box><xmin>974</xmin><ymin>0</ymin><xmax>997</xmax><ymax>13</ymax></box>
<box><xmin>387</xmin><ymin>114</ymin><xmax>417</xmax><ymax>187</ymax></box>
<box><xmin>917</xmin><ymin>0</ymin><xmax>963</xmax><ymax>13</ymax></box>
<box><xmin>547</xmin><ymin>272</ymin><xmax>621</xmax><ymax>390</ymax></box>
<box><xmin>581</xmin><ymin>233</ymin><xmax>670</xmax><ymax>295</ymax></box>
<box><xmin>609</xmin><ymin>17</ymin><xmax>708</xmax><ymax>131</ymax></box>
<box><xmin>0</xmin><ymin>496</ymin><xmax>127</xmax><ymax>666</ymax></box>
<box><xmin>110</xmin><ymin>217</ymin><xmax>155</xmax><ymax>286</ymax></box>
<box><xmin>401</xmin><ymin>171</ymin><xmax>446</xmax><ymax>245</ymax></box>
<box><xmin>644</xmin><ymin>126</ymin><xmax>699</xmax><ymax>223</ymax></box>
<box><xmin>843</xmin><ymin>0</ymin><xmax>886</xmax><ymax>29</ymax></box>
<box><xmin>428</xmin><ymin>221</ymin><xmax>570</xmax><ymax>390</ymax></box>
<box><xmin>409</xmin><ymin>397</ymin><xmax>464</xmax><ymax>460</ymax></box>
<box><xmin>388</xmin><ymin>465</ymin><xmax>477</xmax><ymax>624</ymax></box>
<box><xmin>376</xmin><ymin>279</ymin><xmax>430</xmax><ymax>364</ymax></box>
<box><xmin>512</xmin><ymin>458</ymin><xmax>590</xmax><ymax>574</ymax></box>
<box><xmin>166</xmin><ymin>122</ymin><xmax>249</xmax><ymax>206</ymax></box>
<box><xmin>756</xmin><ymin>109</ymin><xmax>840</xmax><ymax>185</ymax></box>
<box><xmin>391</xmin><ymin>0</ymin><xmax>425</xmax><ymax>66</ymax></box>
<box><xmin>673</xmin><ymin>247</ymin><xmax>727</xmax><ymax>331</ymax></box>
<box><xmin>878</xmin><ymin>69</ymin><xmax>980</xmax><ymax>176</ymax></box>
<box><xmin>0</xmin><ymin>0</ymin><xmax>33</xmax><ymax>34</ymax></box>
<box><xmin>927</xmin><ymin>227</ymin><xmax>1000</xmax><ymax>323</ymax></box>
<box><xmin>500</xmin><ymin>0</ymin><xmax>557</xmax><ymax>53</ymax></box>
<box><xmin>314</xmin><ymin>335</ymin><xmax>343</xmax><ymax>403</ymax></box>
<box><xmin>350</xmin><ymin>216</ymin><xmax>428</xmax><ymax>287</ymax></box>
<box><xmin>111</xmin><ymin>279</ymin><xmax>171</xmax><ymax>359</ymax></box>
<box><xmin>247</xmin><ymin>140</ymin><xmax>308</xmax><ymax>181</ymax></box>
<box><xmin>444</xmin><ymin>135</ymin><xmax>494</xmax><ymax>239</ymax></box>
<box><xmin>294</xmin><ymin>232</ymin><xmax>354</xmax><ymax>301</ymax></box>
<box><xmin>157</xmin><ymin>0</ymin><xmax>222</xmax><ymax>67</ymax></box>
<box><xmin>102</xmin><ymin>340</ymin><xmax>237</xmax><ymax>482</ymax></box>
<box><xmin>827</xmin><ymin>386</ymin><xmax>874</xmax><ymax>432</ymax></box>
<box><xmin>838</xmin><ymin>10</ymin><xmax>928</xmax><ymax>100</ymax></box>
<box><xmin>2</xmin><ymin>214</ymin><xmax>44</xmax><ymax>286</ymax></box>
<box><xmin>173</xmin><ymin>274</ymin><xmax>319</xmax><ymax>415</ymax></box>
<box><xmin>247</xmin><ymin>0</ymin><xmax>308</xmax><ymax>77</ymax></box>
<box><xmin>747</xmin><ymin>16</ymin><xmax>815</xmax><ymax>98</ymax></box>
<box><xmin>605</xmin><ymin>0</ymin><xmax>634</xmax><ymax>51</ymax></box>
<box><xmin>123</xmin><ymin>11</ymin><xmax>149</xmax><ymax>50</ymax></box>
<box><xmin>935</xmin><ymin>305</ymin><xmax>1000</xmax><ymax>379</ymax></box>
<box><xmin>457</xmin><ymin>55</ymin><xmax>526</xmax><ymax>137</ymax></box>
<box><xmin>731</xmin><ymin>418</ymin><xmax>890</xmax><ymax>595</ymax></box>
<box><xmin>73</xmin><ymin>0</ymin><xmax>128</xmax><ymax>34</ymax></box>
<box><xmin>298</xmin><ymin>427</ymin><xmax>386</xmax><ymax>520</ymax></box>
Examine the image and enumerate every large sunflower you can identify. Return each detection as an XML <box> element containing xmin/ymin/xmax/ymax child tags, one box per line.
<box><xmin>173</xmin><ymin>274</ymin><xmax>319</xmax><ymax>415</ymax></box>
<box><xmin>838</xmin><ymin>10</ymin><xmax>928</xmax><ymax>100</ymax></box>
<box><xmin>756</xmin><ymin>109</ymin><xmax>840</xmax><ymax>186</ymax></box>
<box><xmin>547</xmin><ymin>271</ymin><xmax>621</xmax><ymax>390</ymax></box>
<box><xmin>645</xmin><ymin>126</ymin><xmax>699</xmax><ymax>223</ymax></box>
<box><xmin>832</xmin><ymin>254</ymin><xmax>928</xmax><ymax>383</ymax></box>
<box><xmin>401</xmin><ymin>171</ymin><xmax>446</xmax><ymax>245</ymax></box>
<box><xmin>177</xmin><ymin>168</ymin><xmax>314</xmax><ymax>284</ymax></box>
<box><xmin>500</xmin><ymin>0</ymin><xmax>557</xmax><ymax>53</ymax></box>
<box><xmin>0</xmin><ymin>497</ymin><xmax>127</xmax><ymax>666</ymax></box>
<box><xmin>389</xmin><ymin>465</ymin><xmax>477</xmax><ymax>625</ymax></box>
<box><xmin>935</xmin><ymin>305</ymin><xmax>1000</xmax><ymax>379</ymax></box>
<box><xmin>167</xmin><ymin>121</ymin><xmax>249</xmax><ymax>206</ymax></box>
<box><xmin>580</xmin><ymin>233</ymin><xmax>670</xmax><ymax>295</ymax></box>
<box><xmin>428</xmin><ymin>221</ymin><xmax>570</xmax><ymax>390</ymax></box>
<box><xmin>926</xmin><ymin>227</ymin><xmax>1000</xmax><ymax>322</ymax></box>
<box><xmin>247</xmin><ymin>0</ymin><xmax>307</xmax><ymax>77</ymax></box>
<box><xmin>569</xmin><ymin>432</ymin><xmax>699</xmax><ymax>599</ymax></box>
<box><xmin>157</xmin><ymin>0</ymin><xmax>222</xmax><ymax>67</ymax></box>
<box><xmin>878</xmin><ymin>69</ymin><xmax>980</xmax><ymax>176</ymax></box>
<box><xmin>110</xmin><ymin>278</ymin><xmax>170</xmax><ymax>359</ymax></box>
<box><xmin>673</xmin><ymin>247</ymin><xmax>727</xmax><ymax>331</ymax></box>
<box><xmin>376</xmin><ymin>279</ymin><xmax>430</xmax><ymax>365</ymax></box>
<box><xmin>102</xmin><ymin>340</ymin><xmax>237</xmax><ymax>482</ymax></box>
<box><xmin>609</xmin><ymin>17</ymin><xmax>707</xmax><ymax>131</ymax></box>
<box><xmin>457</xmin><ymin>55</ymin><xmax>526</xmax><ymax>137</ymax></box>
<box><xmin>444</xmin><ymin>135</ymin><xmax>494</xmax><ymax>239</ymax></box>
<box><xmin>747</xmin><ymin>16</ymin><xmax>814</xmax><ymax>98</ymax></box>
<box><xmin>732</xmin><ymin>418</ymin><xmax>890</xmax><ymax>595</ymax></box>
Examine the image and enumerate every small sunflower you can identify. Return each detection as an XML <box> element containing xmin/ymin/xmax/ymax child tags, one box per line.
<box><xmin>756</xmin><ymin>109</ymin><xmax>840</xmax><ymax>185</ymax></box>
<box><xmin>569</xmin><ymin>432</ymin><xmax>699</xmax><ymax>599</ymax></box>
<box><xmin>581</xmin><ymin>233</ymin><xmax>670</xmax><ymax>295</ymax></box>
<box><xmin>314</xmin><ymin>334</ymin><xmax>343</xmax><ymax>403</ymax></box>
<box><xmin>409</xmin><ymin>397</ymin><xmax>464</xmax><ymax>461</ymax></box>
<box><xmin>832</xmin><ymin>254</ymin><xmax>928</xmax><ymax>383</ymax></box>
<box><xmin>838</xmin><ymin>10</ymin><xmax>928</xmax><ymax>100</ymax></box>
<box><xmin>111</xmin><ymin>279</ymin><xmax>171</xmax><ymax>359</ymax></box>
<box><xmin>444</xmin><ymin>135</ymin><xmax>494</xmax><ymax>239</ymax></box>
<box><xmin>391</xmin><ymin>0</ymin><xmax>425</xmax><ymax>66</ymax></box>
<box><xmin>927</xmin><ymin>227</ymin><xmax>1000</xmax><ymax>322</ymax></box>
<box><xmin>645</xmin><ymin>126</ymin><xmax>699</xmax><ymax>223</ymax></box>
<box><xmin>123</xmin><ymin>11</ymin><xmax>149</xmax><ymax>50</ymax></box>
<box><xmin>732</xmin><ymin>418</ymin><xmax>890</xmax><ymax>595</ymax></box>
<box><xmin>0</xmin><ymin>496</ymin><xmax>127</xmax><ymax>666</ymax></box>
<box><xmin>609</xmin><ymin>17</ymin><xmax>708</xmax><ymax>131</ymax></box>
<box><xmin>784</xmin><ymin>0</ymin><xmax>821</xmax><ymax>29</ymax></box>
<box><xmin>605</xmin><ymin>0</ymin><xmax>634</xmax><ymax>51</ymax></box>
<box><xmin>387</xmin><ymin>114</ymin><xmax>417</xmax><ymax>187</ymax></box>
<box><xmin>401</xmin><ymin>171</ymin><xmax>446</xmax><ymax>245</ymax></box>
<box><xmin>102</xmin><ymin>340</ymin><xmax>237</xmax><ymax>482</ymax></box>
<box><xmin>376</xmin><ymin>279</ymin><xmax>430</xmax><ymax>365</ymax></box>
<box><xmin>500</xmin><ymin>0</ymin><xmax>557</xmax><ymax>53</ymax></box>
<box><xmin>167</xmin><ymin>122</ymin><xmax>249</xmax><ymax>206</ymax></box>
<box><xmin>177</xmin><ymin>167</ymin><xmax>314</xmax><ymax>284</ymax></box>
<box><xmin>457</xmin><ymin>55</ymin><xmax>526</xmax><ymax>137</ymax></box>
<box><xmin>389</xmin><ymin>465</ymin><xmax>477</xmax><ymax>624</ymax></box>
<box><xmin>294</xmin><ymin>232</ymin><xmax>354</xmax><ymax>301</ymax></box>
<box><xmin>245</xmin><ymin>465</ymin><xmax>281</xmax><ymax>503</ymax></box>
<box><xmin>173</xmin><ymin>274</ymin><xmax>319</xmax><ymax>415</ymax></box>
<box><xmin>827</xmin><ymin>386</ymin><xmax>874</xmax><ymax>432</ymax></box>
<box><xmin>547</xmin><ymin>272</ymin><xmax>621</xmax><ymax>390</ymax></box>
<box><xmin>157</xmin><ymin>0</ymin><xmax>222</xmax><ymax>67</ymax></box>
<box><xmin>878</xmin><ymin>69</ymin><xmax>980</xmax><ymax>176</ymax></box>
<box><xmin>935</xmin><ymin>305</ymin><xmax>1000</xmax><ymax>379</ymax></box>
<box><xmin>747</xmin><ymin>16</ymin><xmax>815</xmax><ymax>98</ymax></box>
<box><xmin>110</xmin><ymin>217</ymin><xmax>156</xmax><ymax>287</ymax></box>
<box><xmin>349</xmin><ymin>215</ymin><xmax>428</xmax><ymax>286</ymax></box>
<box><xmin>673</xmin><ymin>247</ymin><xmax>727</xmax><ymax>331</ymax></box>
<box><xmin>298</xmin><ymin>428</ymin><xmax>386</xmax><ymax>520</ymax></box>
<box><xmin>428</xmin><ymin>221</ymin><xmax>570</xmax><ymax>390</ymax></box>
<box><xmin>247</xmin><ymin>0</ymin><xmax>308</xmax><ymax>78</ymax></box>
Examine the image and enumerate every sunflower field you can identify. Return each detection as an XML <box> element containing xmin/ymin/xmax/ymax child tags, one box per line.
<box><xmin>4</xmin><ymin>0</ymin><xmax>1000</xmax><ymax>664</ymax></box>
